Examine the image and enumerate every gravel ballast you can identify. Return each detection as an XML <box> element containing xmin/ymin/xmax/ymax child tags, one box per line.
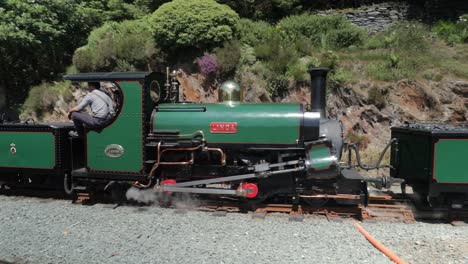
<box><xmin>0</xmin><ymin>195</ymin><xmax>466</xmax><ymax>264</ymax></box>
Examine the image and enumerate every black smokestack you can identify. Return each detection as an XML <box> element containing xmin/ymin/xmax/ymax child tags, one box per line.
<box><xmin>308</xmin><ymin>67</ymin><xmax>329</xmax><ymax>119</ymax></box>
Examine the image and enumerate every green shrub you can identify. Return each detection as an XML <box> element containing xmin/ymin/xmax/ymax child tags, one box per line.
<box><xmin>286</xmin><ymin>59</ymin><xmax>309</xmax><ymax>82</ymax></box>
<box><xmin>320</xmin><ymin>51</ymin><xmax>339</xmax><ymax>71</ymax></box>
<box><xmin>433</xmin><ymin>21</ymin><xmax>458</xmax><ymax>42</ymax></box>
<box><xmin>214</xmin><ymin>40</ymin><xmax>242</xmax><ymax>76</ymax></box>
<box><xmin>433</xmin><ymin>15</ymin><xmax>468</xmax><ymax>45</ymax></box>
<box><xmin>366</xmin><ymin>61</ymin><xmax>417</xmax><ymax>81</ymax></box>
<box><xmin>238</xmin><ymin>44</ymin><xmax>257</xmax><ymax>66</ymax></box>
<box><xmin>364</xmin><ymin>35</ymin><xmax>385</xmax><ymax>50</ymax></box>
<box><xmin>383</xmin><ymin>21</ymin><xmax>431</xmax><ymax>53</ymax></box>
<box><xmin>73</xmin><ymin>19</ymin><xmax>154</xmax><ymax>72</ymax></box>
<box><xmin>277</xmin><ymin>14</ymin><xmax>351</xmax><ymax>45</ymax></box>
<box><xmin>267</xmin><ymin>74</ymin><xmax>290</xmax><ymax>98</ymax></box>
<box><xmin>150</xmin><ymin>0</ymin><xmax>239</xmax><ymax>51</ymax></box>
<box><xmin>238</xmin><ymin>19</ymin><xmax>274</xmax><ymax>47</ymax></box>
<box><xmin>293</xmin><ymin>37</ymin><xmax>314</xmax><ymax>56</ymax></box>
<box><xmin>326</xmin><ymin>27</ymin><xmax>366</xmax><ymax>49</ymax></box>
<box><xmin>20</xmin><ymin>81</ymin><xmax>73</xmax><ymax>120</ymax></box>
<box><xmin>72</xmin><ymin>47</ymin><xmax>94</xmax><ymax>72</ymax></box>
<box><xmin>254</xmin><ymin>31</ymin><xmax>298</xmax><ymax>74</ymax></box>
<box><xmin>329</xmin><ymin>68</ymin><xmax>354</xmax><ymax>86</ymax></box>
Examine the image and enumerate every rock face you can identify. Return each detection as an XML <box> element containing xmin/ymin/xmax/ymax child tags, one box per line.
<box><xmin>327</xmin><ymin>79</ymin><xmax>468</xmax><ymax>153</ymax></box>
<box><xmin>176</xmin><ymin>71</ymin><xmax>218</xmax><ymax>103</ymax></box>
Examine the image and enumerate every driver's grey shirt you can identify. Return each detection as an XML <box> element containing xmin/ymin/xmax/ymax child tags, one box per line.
<box><xmin>76</xmin><ymin>90</ymin><xmax>115</xmax><ymax>119</ymax></box>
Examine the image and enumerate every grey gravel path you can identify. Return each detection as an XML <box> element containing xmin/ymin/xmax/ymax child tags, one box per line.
<box><xmin>0</xmin><ymin>195</ymin><xmax>465</xmax><ymax>264</ymax></box>
<box><xmin>362</xmin><ymin>222</ymin><xmax>468</xmax><ymax>264</ymax></box>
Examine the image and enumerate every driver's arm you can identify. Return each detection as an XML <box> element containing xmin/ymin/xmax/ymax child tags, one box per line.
<box><xmin>70</xmin><ymin>94</ymin><xmax>92</xmax><ymax>113</ymax></box>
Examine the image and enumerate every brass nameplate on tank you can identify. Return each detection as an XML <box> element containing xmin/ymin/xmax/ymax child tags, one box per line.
<box><xmin>210</xmin><ymin>122</ymin><xmax>237</xmax><ymax>133</ymax></box>
<box><xmin>104</xmin><ymin>144</ymin><xmax>124</xmax><ymax>158</ymax></box>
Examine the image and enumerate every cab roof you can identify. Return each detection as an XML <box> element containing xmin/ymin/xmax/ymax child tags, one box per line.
<box><xmin>63</xmin><ymin>72</ymin><xmax>151</xmax><ymax>82</ymax></box>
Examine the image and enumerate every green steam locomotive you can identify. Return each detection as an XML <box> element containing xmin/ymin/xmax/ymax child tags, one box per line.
<box><xmin>0</xmin><ymin>68</ymin><xmax>466</xmax><ymax>208</ymax></box>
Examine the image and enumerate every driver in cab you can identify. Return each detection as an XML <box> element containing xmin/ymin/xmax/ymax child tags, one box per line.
<box><xmin>68</xmin><ymin>82</ymin><xmax>115</xmax><ymax>137</ymax></box>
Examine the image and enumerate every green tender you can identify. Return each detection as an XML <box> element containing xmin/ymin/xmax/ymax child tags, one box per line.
<box><xmin>0</xmin><ymin>132</ymin><xmax>55</xmax><ymax>169</ymax></box>
<box><xmin>433</xmin><ymin>139</ymin><xmax>468</xmax><ymax>183</ymax></box>
<box><xmin>309</xmin><ymin>144</ymin><xmax>332</xmax><ymax>170</ymax></box>
<box><xmin>153</xmin><ymin>103</ymin><xmax>301</xmax><ymax>144</ymax></box>
<box><xmin>87</xmin><ymin>81</ymin><xmax>143</xmax><ymax>173</ymax></box>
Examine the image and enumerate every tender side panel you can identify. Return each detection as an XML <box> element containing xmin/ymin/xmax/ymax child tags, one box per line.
<box><xmin>0</xmin><ymin>132</ymin><xmax>55</xmax><ymax>169</ymax></box>
<box><xmin>153</xmin><ymin>103</ymin><xmax>301</xmax><ymax>145</ymax></box>
<box><xmin>87</xmin><ymin>81</ymin><xmax>143</xmax><ymax>173</ymax></box>
<box><xmin>433</xmin><ymin>139</ymin><xmax>468</xmax><ymax>184</ymax></box>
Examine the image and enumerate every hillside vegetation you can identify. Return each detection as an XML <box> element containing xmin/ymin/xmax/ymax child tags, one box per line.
<box><xmin>1</xmin><ymin>1</ymin><xmax>467</xmax><ymax>149</ymax></box>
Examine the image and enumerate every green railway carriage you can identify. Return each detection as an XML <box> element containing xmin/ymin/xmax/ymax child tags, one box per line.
<box><xmin>0</xmin><ymin>123</ymin><xmax>73</xmax><ymax>189</ymax></box>
<box><xmin>391</xmin><ymin>124</ymin><xmax>468</xmax><ymax>207</ymax></box>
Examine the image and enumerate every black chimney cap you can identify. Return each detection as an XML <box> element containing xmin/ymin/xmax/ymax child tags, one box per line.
<box><xmin>308</xmin><ymin>67</ymin><xmax>329</xmax><ymax>75</ymax></box>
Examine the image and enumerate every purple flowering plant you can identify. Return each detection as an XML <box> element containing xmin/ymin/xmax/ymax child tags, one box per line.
<box><xmin>197</xmin><ymin>54</ymin><xmax>219</xmax><ymax>76</ymax></box>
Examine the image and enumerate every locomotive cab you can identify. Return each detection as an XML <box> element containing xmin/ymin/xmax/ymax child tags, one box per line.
<box><xmin>63</xmin><ymin>72</ymin><xmax>165</xmax><ymax>182</ymax></box>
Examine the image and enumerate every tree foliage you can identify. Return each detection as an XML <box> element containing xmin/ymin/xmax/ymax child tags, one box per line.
<box><xmin>217</xmin><ymin>0</ymin><xmax>302</xmax><ymax>21</ymax></box>
<box><xmin>73</xmin><ymin>19</ymin><xmax>155</xmax><ymax>72</ymax></box>
<box><xmin>150</xmin><ymin>0</ymin><xmax>239</xmax><ymax>52</ymax></box>
<box><xmin>0</xmin><ymin>0</ymin><xmax>97</xmax><ymax>107</ymax></box>
<box><xmin>0</xmin><ymin>0</ymin><xmax>158</xmax><ymax>109</ymax></box>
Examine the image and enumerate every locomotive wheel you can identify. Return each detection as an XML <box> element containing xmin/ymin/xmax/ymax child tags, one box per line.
<box><xmin>238</xmin><ymin>183</ymin><xmax>258</xmax><ymax>199</ymax></box>
<box><xmin>161</xmin><ymin>179</ymin><xmax>176</xmax><ymax>195</ymax></box>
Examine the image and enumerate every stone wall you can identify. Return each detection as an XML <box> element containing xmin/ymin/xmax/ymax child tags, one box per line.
<box><xmin>316</xmin><ymin>2</ymin><xmax>410</xmax><ymax>33</ymax></box>
<box><xmin>315</xmin><ymin>0</ymin><xmax>467</xmax><ymax>33</ymax></box>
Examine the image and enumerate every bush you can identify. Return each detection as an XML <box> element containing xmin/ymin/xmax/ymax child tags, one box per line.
<box><xmin>197</xmin><ymin>54</ymin><xmax>219</xmax><ymax>77</ymax></box>
<box><xmin>286</xmin><ymin>56</ymin><xmax>319</xmax><ymax>83</ymax></box>
<box><xmin>238</xmin><ymin>19</ymin><xmax>274</xmax><ymax>47</ymax></box>
<box><xmin>214</xmin><ymin>40</ymin><xmax>242</xmax><ymax>76</ymax></box>
<box><xmin>73</xmin><ymin>19</ymin><xmax>155</xmax><ymax>72</ymax></box>
<box><xmin>366</xmin><ymin>61</ymin><xmax>417</xmax><ymax>81</ymax></box>
<box><xmin>383</xmin><ymin>21</ymin><xmax>431</xmax><ymax>53</ymax></box>
<box><xmin>326</xmin><ymin>27</ymin><xmax>366</xmax><ymax>49</ymax></box>
<box><xmin>238</xmin><ymin>44</ymin><xmax>257</xmax><ymax>66</ymax></box>
<box><xmin>267</xmin><ymin>74</ymin><xmax>290</xmax><ymax>98</ymax></box>
<box><xmin>20</xmin><ymin>81</ymin><xmax>73</xmax><ymax>120</ymax></box>
<box><xmin>320</xmin><ymin>51</ymin><xmax>339</xmax><ymax>71</ymax></box>
<box><xmin>254</xmin><ymin>31</ymin><xmax>298</xmax><ymax>74</ymax></box>
<box><xmin>277</xmin><ymin>14</ymin><xmax>351</xmax><ymax>45</ymax></box>
<box><xmin>150</xmin><ymin>0</ymin><xmax>239</xmax><ymax>51</ymax></box>
<box><xmin>72</xmin><ymin>47</ymin><xmax>94</xmax><ymax>72</ymax></box>
<box><xmin>286</xmin><ymin>59</ymin><xmax>309</xmax><ymax>83</ymax></box>
<box><xmin>433</xmin><ymin>15</ymin><xmax>468</xmax><ymax>45</ymax></box>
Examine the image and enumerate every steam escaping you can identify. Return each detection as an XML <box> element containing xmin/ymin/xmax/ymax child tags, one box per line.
<box><xmin>125</xmin><ymin>186</ymin><xmax>200</xmax><ymax>209</ymax></box>
<box><xmin>126</xmin><ymin>187</ymin><xmax>157</xmax><ymax>204</ymax></box>
<box><xmin>172</xmin><ymin>193</ymin><xmax>201</xmax><ymax>210</ymax></box>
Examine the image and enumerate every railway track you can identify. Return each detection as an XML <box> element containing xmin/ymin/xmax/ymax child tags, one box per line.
<box><xmin>191</xmin><ymin>195</ymin><xmax>416</xmax><ymax>223</ymax></box>
<box><xmin>1</xmin><ymin>188</ymin><xmax>466</xmax><ymax>224</ymax></box>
